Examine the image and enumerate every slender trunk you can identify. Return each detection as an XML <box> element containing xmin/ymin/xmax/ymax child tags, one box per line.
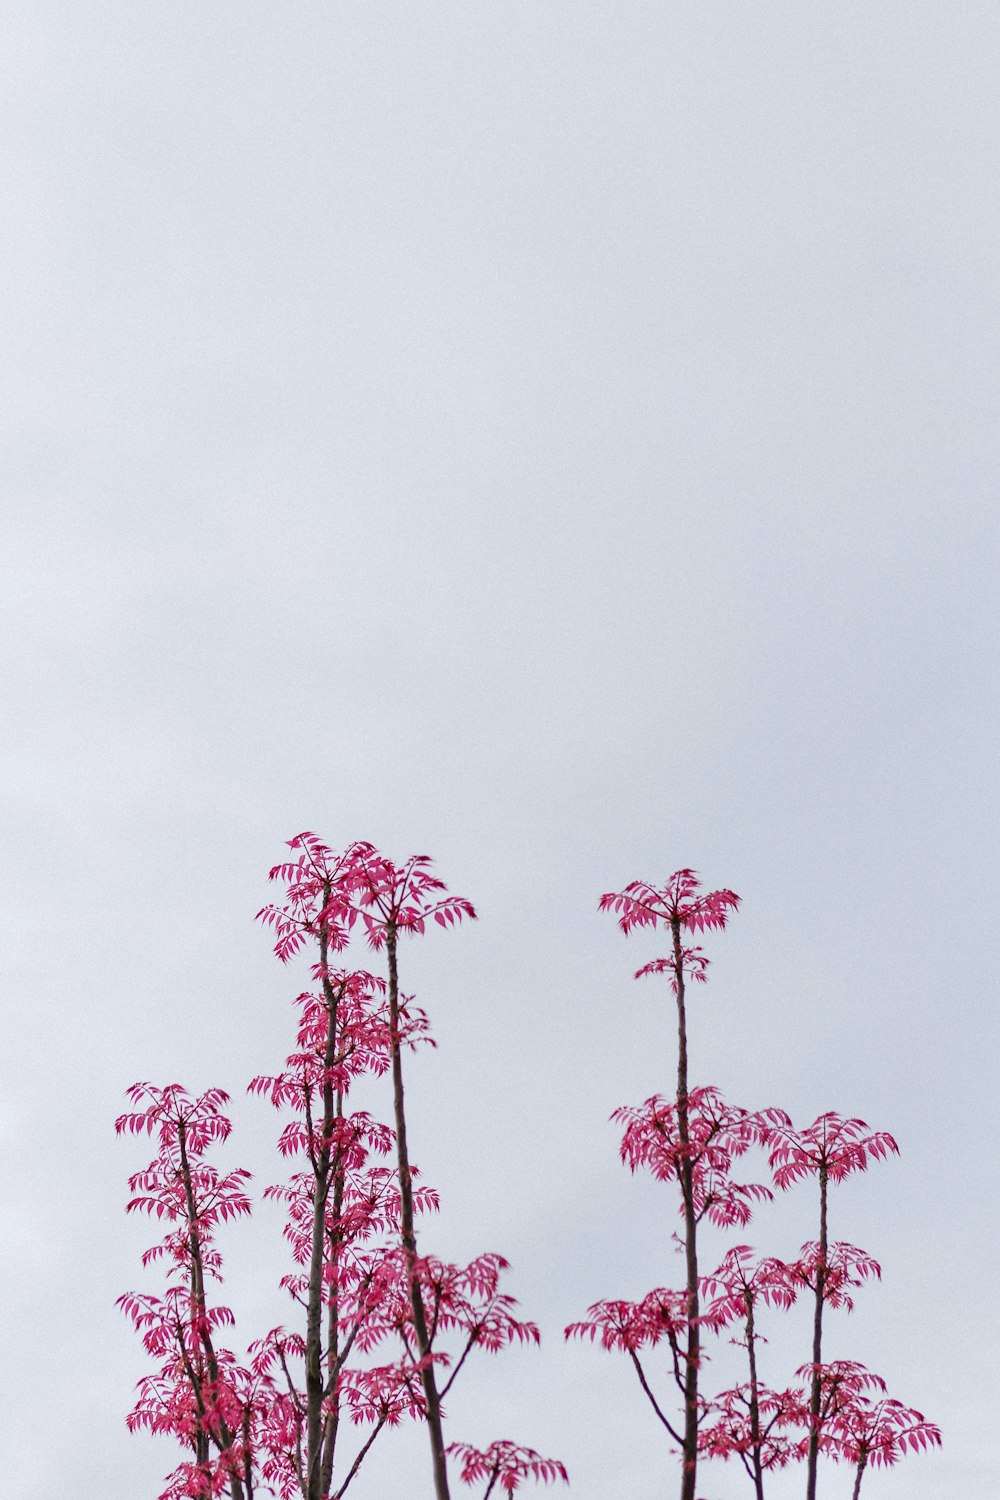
<box><xmin>851</xmin><ymin>1453</ymin><xmax>868</xmax><ymax>1500</ymax></box>
<box><xmin>386</xmin><ymin>923</ymin><xmax>451</xmax><ymax>1500</ymax></box>
<box><xmin>304</xmin><ymin>893</ymin><xmax>338</xmax><ymax>1500</ymax></box>
<box><xmin>177</xmin><ymin>1122</ymin><xmax>246</xmax><ymax>1500</ymax></box>
<box><xmin>805</xmin><ymin>1165</ymin><xmax>828</xmax><ymax>1500</ymax></box>
<box><xmin>243</xmin><ymin>1408</ymin><xmax>255</xmax><ymax>1500</ymax></box>
<box><xmin>672</xmin><ymin>917</ymin><xmax>699</xmax><ymax>1500</ymax></box>
<box><xmin>320</xmin><ymin>1079</ymin><xmax>345</xmax><ymax>1499</ymax></box>
<box><xmin>745</xmin><ymin>1296</ymin><xmax>765</xmax><ymax>1500</ymax></box>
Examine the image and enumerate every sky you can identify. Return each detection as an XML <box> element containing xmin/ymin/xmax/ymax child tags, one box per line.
<box><xmin>1</xmin><ymin>4</ymin><xmax>996</xmax><ymax>1497</ymax></box>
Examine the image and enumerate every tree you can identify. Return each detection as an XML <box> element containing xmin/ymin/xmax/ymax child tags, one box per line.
<box><xmin>255</xmin><ymin>835</ymin><xmax>434</xmax><ymax>1497</ymax></box>
<box><xmin>116</xmin><ymin>1083</ymin><xmax>265</xmax><ymax>1500</ymax></box>
<box><xmin>699</xmin><ymin>1247</ymin><xmax>802</xmax><ymax>1500</ymax></box>
<box><xmin>572</xmin><ymin>870</ymin><xmax>741</xmax><ymax>1500</ymax></box>
<box><xmin>567</xmin><ymin>1086</ymin><xmax>787</xmax><ymax>1476</ymax></box>
<box><xmin>317</xmin><ymin>843</ymin><xmax>477</xmax><ymax>1500</ymax></box>
<box><xmin>808</xmin><ymin>1361</ymin><xmax>942</xmax><ymax>1500</ymax></box>
<box><xmin>768</xmin><ymin>1114</ymin><xmax>899</xmax><ymax>1500</ymax></box>
<box><xmin>245</xmin><ymin>961</ymin><xmax>426</xmax><ymax>1498</ymax></box>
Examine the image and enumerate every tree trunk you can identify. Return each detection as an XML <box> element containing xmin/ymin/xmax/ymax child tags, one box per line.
<box><xmin>386</xmin><ymin>924</ymin><xmax>451</xmax><ymax>1500</ymax></box>
<box><xmin>851</xmin><ymin>1452</ymin><xmax>868</xmax><ymax>1500</ymax></box>
<box><xmin>320</xmin><ymin>1076</ymin><xmax>346</xmax><ymax>1498</ymax></box>
<box><xmin>177</xmin><ymin>1120</ymin><xmax>246</xmax><ymax>1500</ymax></box>
<box><xmin>303</xmin><ymin>895</ymin><xmax>341</xmax><ymax>1500</ymax></box>
<box><xmin>805</xmin><ymin>1164</ymin><xmax>828</xmax><ymax>1500</ymax></box>
<box><xmin>745</xmin><ymin>1296</ymin><xmax>765</xmax><ymax>1500</ymax></box>
<box><xmin>672</xmin><ymin>917</ymin><xmax>700</xmax><ymax>1500</ymax></box>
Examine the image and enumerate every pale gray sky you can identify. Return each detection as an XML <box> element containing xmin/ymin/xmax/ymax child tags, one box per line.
<box><xmin>1</xmin><ymin>5</ymin><xmax>996</xmax><ymax>1498</ymax></box>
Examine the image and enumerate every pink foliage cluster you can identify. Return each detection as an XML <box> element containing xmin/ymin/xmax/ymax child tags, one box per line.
<box><xmin>567</xmin><ymin>1286</ymin><xmax>706</xmax><ymax>1356</ymax></box>
<box><xmin>811</xmin><ymin>1361</ymin><xmax>941</xmax><ymax>1470</ymax></box>
<box><xmin>117</xmin><ymin>1084</ymin><xmax>275</xmax><ymax>1498</ymax></box>
<box><xmin>698</xmin><ymin>1382</ymin><xmax>809</xmax><ymax>1473</ymax></box>
<box><xmin>447</xmin><ymin>1441</ymin><xmax>569</xmax><ymax>1495</ymax></box>
<box><xmin>598</xmin><ymin>869</ymin><xmax>740</xmax><ymax>936</ymax></box>
<box><xmin>613</xmin><ymin>1087</ymin><xmax>787</xmax><ymax>1229</ymax></box>
<box><xmin>768</xmin><ymin>1113</ymin><xmax>900</xmax><ymax>1191</ymax></box>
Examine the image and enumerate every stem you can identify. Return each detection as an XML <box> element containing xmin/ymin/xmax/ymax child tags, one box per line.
<box><xmin>440</xmin><ymin>1328</ymin><xmax>479</xmax><ymax>1399</ymax></box>
<box><xmin>745</xmin><ymin>1295</ymin><xmax>765</xmax><ymax>1500</ymax></box>
<box><xmin>672</xmin><ymin>916</ymin><xmax>700</xmax><ymax>1500</ymax></box>
<box><xmin>242</xmin><ymin>1407</ymin><xmax>255</xmax><ymax>1500</ymax></box>
<box><xmin>387</xmin><ymin>923</ymin><xmax>451</xmax><ymax>1500</ymax></box>
<box><xmin>176</xmin><ymin>1120</ymin><xmax>246</xmax><ymax>1500</ymax></box>
<box><xmin>851</xmin><ymin>1452</ymin><xmax>868</xmax><ymax>1500</ymax></box>
<box><xmin>628</xmin><ymin>1350</ymin><xmax>685</xmax><ymax>1446</ymax></box>
<box><xmin>304</xmin><ymin>886</ymin><xmax>337</xmax><ymax>1500</ymax></box>
<box><xmin>320</xmin><ymin>1077</ymin><xmax>345</xmax><ymax>1498</ymax></box>
<box><xmin>805</xmin><ymin>1163</ymin><xmax>829</xmax><ymax>1500</ymax></box>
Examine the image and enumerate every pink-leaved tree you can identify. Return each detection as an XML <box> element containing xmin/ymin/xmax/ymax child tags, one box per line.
<box><xmin>117</xmin><ymin>1083</ymin><xmax>269</xmax><ymax>1499</ymax></box>
<box><xmin>254</xmin><ymin>835</ymin><xmax>562</xmax><ymax>1500</ymax></box>
<box><xmin>698</xmin><ymin>1246</ymin><xmax>803</xmax><ymax>1500</ymax></box>
<box><xmin>768</xmin><ymin>1113</ymin><xmax>899</xmax><ymax>1500</ymax></box>
<box><xmin>808</xmin><ymin>1360</ymin><xmax>942</xmax><ymax>1500</ymax></box>
<box><xmin>253</xmin><ymin>833</ymin><xmax>433</xmax><ymax>1497</ymax></box>
<box><xmin>568</xmin><ymin>871</ymin><xmax>745</xmax><ymax>1500</ymax></box>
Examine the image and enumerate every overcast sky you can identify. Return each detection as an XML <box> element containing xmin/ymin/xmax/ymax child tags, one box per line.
<box><xmin>2</xmin><ymin>5</ymin><xmax>996</xmax><ymax>1498</ymax></box>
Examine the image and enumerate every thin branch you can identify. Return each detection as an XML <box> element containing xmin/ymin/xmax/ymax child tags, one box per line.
<box><xmin>628</xmin><ymin>1350</ymin><xmax>685</xmax><ymax>1445</ymax></box>
<box><xmin>440</xmin><ymin>1329</ymin><xmax>479</xmax><ymax>1399</ymax></box>
<box><xmin>331</xmin><ymin>1415</ymin><xmax>389</xmax><ymax>1498</ymax></box>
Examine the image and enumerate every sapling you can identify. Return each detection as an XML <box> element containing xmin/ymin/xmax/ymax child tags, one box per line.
<box><xmin>767</xmin><ymin>1114</ymin><xmax>899</xmax><ymax>1500</ymax></box>
<box><xmin>117</xmin><ymin>1083</ymin><xmax>263</xmax><ymax>1500</ymax></box>
<box><xmin>699</xmin><ymin>1247</ymin><xmax>801</xmax><ymax>1499</ymax></box>
<box><xmin>808</xmin><ymin>1361</ymin><xmax>941</xmax><ymax>1500</ymax></box>
<box><xmin>574</xmin><ymin>871</ymin><xmax>743</xmax><ymax>1500</ymax></box>
<box><xmin>273</xmin><ymin>836</ymin><xmax>562</xmax><ymax>1500</ymax></box>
